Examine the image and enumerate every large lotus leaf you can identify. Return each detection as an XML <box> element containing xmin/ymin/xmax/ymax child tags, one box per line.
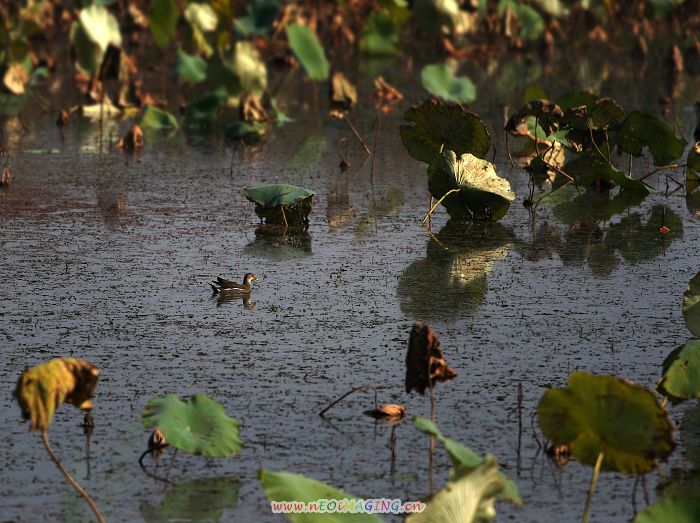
<box><xmin>421</xmin><ymin>63</ymin><xmax>476</xmax><ymax>104</ymax></box>
<box><xmin>684</xmin><ymin>272</ymin><xmax>700</xmax><ymax>337</ymax></box>
<box><xmin>413</xmin><ymin>417</ymin><xmax>521</xmax><ymax>504</ymax></box>
<box><xmin>15</xmin><ymin>358</ymin><xmax>100</xmax><ymax>432</ymax></box>
<box><xmin>259</xmin><ymin>470</ymin><xmax>383</xmax><ymax>522</ymax></box>
<box><xmin>149</xmin><ymin>0</ymin><xmax>179</xmax><ymax>48</ymax></box>
<box><xmin>563</xmin><ymin>98</ymin><xmax>624</xmax><ymax>131</ymax></box>
<box><xmin>658</xmin><ymin>340</ymin><xmax>700</xmax><ymax>404</ymax></box>
<box><xmin>427</xmin><ymin>150</ymin><xmax>515</xmax><ymax>221</ymax></box>
<box><xmin>285</xmin><ymin>24</ymin><xmax>329</xmax><ymax>81</ymax></box>
<box><xmin>538</xmin><ymin>372</ymin><xmax>674</xmax><ymax>474</ymax></box>
<box><xmin>400</xmin><ymin>99</ymin><xmax>491</xmax><ymax>164</ymax></box>
<box><xmin>142</xmin><ymin>394</ymin><xmax>242</xmax><ymax>458</ymax></box>
<box><xmin>406</xmin><ymin>458</ymin><xmax>505</xmax><ymax>523</ymax></box>
<box><xmin>633</xmin><ymin>495</ymin><xmax>700</xmax><ymax>523</ymax></box>
<box><xmin>244</xmin><ymin>184</ymin><xmax>315</xmax><ymax>226</ymax></box>
<box><xmin>140</xmin><ymin>476</ymin><xmax>239</xmax><ymax>522</ymax></box>
<box><xmin>562</xmin><ymin>154</ymin><xmax>654</xmax><ymax>193</ymax></box>
<box><xmin>141</xmin><ymin>105</ymin><xmax>179</xmax><ymax>130</ymax></box>
<box><xmin>555</xmin><ymin>91</ymin><xmax>598</xmax><ymax>111</ymax></box>
<box><xmin>613</xmin><ymin>111</ymin><xmax>687</xmax><ymax>166</ymax></box>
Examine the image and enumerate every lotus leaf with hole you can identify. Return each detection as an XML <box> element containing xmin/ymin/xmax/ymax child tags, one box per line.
<box><xmin>15</xmin><ymin>358</ymin><xmax>100</xmax><ymax>432</ymax></box>
<box><xmin>538</xmin><ymin>372</ymin><xmax>674</xmax><ymax>474</ymax></box>
<box><xmin>406</xmin><ymin>457</ymin><xmax>505</xmax><ymax>523</ymax></box>
<box><xmin>400</xmin><ymin>99</ymin><xmax>491</xmax><ymax>164</ymax></box>
<box><xmin>633</xmin><ymin>494</ymin><xmax>700</xmax><ymax>523</ymax></box>
<box><xmin>427</xmin><ymin>150</ymin><xmax>515</xmax><ymax>221</ymax></box>
<box><xmin>142</xmin><ymin>394</ymin><xmax>242</xmax><ymax>458</ymax></box>
<box><xmin>414</xmin><ymin>416</ymin><xmax>521</xmax><ymax>504</ymax></box>
<box><xmin>259</xmin><ymin>469</ymin><xmax>383</xmax><ymax>522</ymax></box>
<box><xmin>244</xmin><ymin>184</ymin><xmax>315</xmax><ymax>226</ymax></box>
<box><xmin>658</xmin><ymin>340</ymin><xmax>700</xmax><ymax>404</ymax></box>
<box><xmin>684</xmin><ymin>271</ymin><xmax>700</xmax><ymax>338</ymax></box>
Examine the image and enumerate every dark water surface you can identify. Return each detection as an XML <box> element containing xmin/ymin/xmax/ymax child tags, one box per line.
<box><xmin>2</xmin><ymin>81</ymin><xmax>700</xmax><ymax>522</ymax></box>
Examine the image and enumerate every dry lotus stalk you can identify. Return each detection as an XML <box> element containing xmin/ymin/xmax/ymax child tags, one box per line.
<box><xmin>148</xmin><ymin>427</ymin><xmax>168</xmax><ymax>464</ymax></box>
<box><xmin>373</xmin><ymin>77</ymin><xmax>403</xmax><ymax>114</ymax></box>
<box><xmin>405</xmin><ymin>322</ymin><xmax>457</xmax><ymax>394</ymax></box>
<box><xmin>15</xmin><ymin>358</ymin><xmax>100</xmax><ymax>432</ymax></box>
<box><xmin>116</xmin><ymin>124</ymin><xmax>144</xmax><ymax>151</ymax></box>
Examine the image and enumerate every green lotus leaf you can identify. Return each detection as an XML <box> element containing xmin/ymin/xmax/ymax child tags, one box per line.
<box><xmin>555</xmin><ymin>91</ymin><xmax>598</xmax><ymax>111</ymax></box>
<box><xmin>413</xmin><ymin>417</ymin><xmax>521</xmax><ymax>504</ymax></box>
<box><xmin>176</xmin><ymin>49</ymin><xmax>207</xmax><ymax>85</ymax></box>
<box><xmin>420</xmin><ymin>63</ymin><xmax>476</xmax><ymax>104</ymax></box>
<box><xmin>612</xmin><ymin>111</ymin><xmax>687</xmax><ymax>166</ymax></box>
<box><xmin>400</xmin><ymin>99</ymin><xmax>491</xmax><ymax>164</ymax></box>
<box><xmin>563</xmin><ymin>154</ymin><xmax>654</xmax><ymax>193</ymax></box>
<box><xmin>285</xmin><ymin>24</ymin><xmax>329</xmax><ymax>81</ymax></box>
<box><xmin>141</xmin><ymin>105</ymin><xmax>179</xmax><ymax>130</ymax></box>
<box><xmin>224</xmin><ymin>122</ymin><xmax>266</xmax><ymax>143</ymax></box>
<box><xmin>505</xmin><ymin>99</ymin><xmax>563</xmax><ymax>136</ymax></box>
<box><xmin>406</xmin><ymin>458</ymin><xmax>505</xmax><ymax>523</ymax></box>
<box><xmin>684</xmin><ymin>272</ymin><xmax>700</xmax><ymax>338</ymax></box>
<box><xmin>538</xmin><ymin>372</ymin><xmax>674</xmax><ymax>474</ymax></box>
<box><xmin>149</xmin><ymin>0</ymin><xmax>179</xmax><ymax>48</ymax></box>
<box><xmin>244</xmin><ymin>184</ymin><xmax>315</xmax><ymax>226</ymax></box>
<box><xmin>360</xmin><ymin>9</ymin><xmax>400</xmax><ymax>56</ymax></box>
<box><xmin>235</xmin><ymin>0</ymin><xmax>280</xmax><ymax>37</ymax></box>
<box><xmin>184</xmin><ymin>93</ymin><xmax>224</xmax><ymax>128</ymax></box>
<box><xmin>427</xmin><ymin>150</ymin><xmax>514</xmax><ymax>221</ymax></box>
<box><xmin>658</xmin><ymin>340</ymin><xmax>700</xmax><ymax>404</ymax></box>
<box><xmin>633</xmin><ymin>494</ymin><xmax>700</xmax><ymax>523</ymax></box>
<box><xmin>140</xmin><ymin>476</ymin><xmax>239</xmax><ymax>522</ymax></box>
<box><xmin>563</xmin><ymin>98</ymin><xmax>624</xmax><ymax>131</ymax></box>
<box><xmin>15</xmin><ymin>358</ymin><xmax>100</xmax><ymax>432</ymax></box>
<box><xmin>259</xmin><ymin>469</ymin><xmax>383</xmax><ymax>522</ymax></box>
<box><xmin>142</xmin><ymin>394</ymin><xmax>242</xmax><ymax>458</ymax></box>
<box><xmin>184</xmin><ymin>2</ymin><xmax>218</xmax><ymax>33</ymax></box>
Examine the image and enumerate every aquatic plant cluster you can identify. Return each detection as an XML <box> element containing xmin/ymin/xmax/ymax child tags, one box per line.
<box><xmin>5</xmin><ymin>1</ymin><xmax>700</xmax><ymax>522</ymax></box>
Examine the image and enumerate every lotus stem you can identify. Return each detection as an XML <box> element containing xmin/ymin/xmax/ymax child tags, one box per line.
<box><xmin>41</xmin><ymin>430</ymin><xmax>107</xmax><ymax>523</ymax></box>
<box><xmin>582</xmin><ymin>451</ymin><xmax>604</xmax><ymax>523</ymax></box>
<box><xmin>280</xmin><ymin>206</ymin><xmax>288</xmax><ymax>228</ymax></box>
<box><xmin>639</xmin><ymin>163</ymin><xmax>686</xmax><ymax>182</ymax></box>
<box><xmin>588</xmin><ymin>122</ymin><xmax>612</xmax><ymax>166</ymax></box>
<box><xmin>422</xmin><ymin>189</ymin><xmax>460</xmax><ymax>224</ymax></box>
<box><xmin>345</xmin><ymin>116</ymin><xmax>371</xmax><ymax>156</ymax></box>
<box><xmin>319</xmin><ymin>384</ymin><xmax>374</xmax><ymax>416</ymax></box>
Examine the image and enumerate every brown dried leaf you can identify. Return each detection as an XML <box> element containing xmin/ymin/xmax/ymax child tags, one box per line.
<box><xmin>1</xmin><ymin>166</ymin><xmax>11</xmax><ymax>187</ymax></box>
<box><xmin>56</xmin><ymin>110</ymin><xmax>70</xmax><ymax>128</ymax></box>
<box><xmin>240</xmin><ymin>92</ymin><xmax>269</xmax><ymax>123</ymax></box>
<box><xmin>405</xmin><ymin>322</ymin><xmax>457</xmax><ymax>395</ymax></box>
<box><xmin>116</xmin><ymin>124</ymin><xmax>144</xmax><ymax>151</ymax></box>
<box><xmin>329</xmin><ymin>72</ymin><xmax>357</xmax><ymax>119</ymax></box>
<box><xmin>15</xmin><ymin>358</ymin><xmax>100</xmax><ymax>432</ymax></box>
<box><xmin>373</xmin><ymin>77</ymin><xmax>403</xmax><ymax>114</ymax></box>
<box><xmin>3</xmin><ymin>63</ymin><xmax>30</xmax><ymax>96</ymax></box>
<box><xmin>365</xmin><ymin>404</ymin><xmax>406</xmax><ymax>421</ymax></box>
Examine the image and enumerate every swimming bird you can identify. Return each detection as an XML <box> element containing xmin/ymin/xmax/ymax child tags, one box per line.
<box><xmin>210</xmin><ymin>273</ymin><xmax>257</xmax><ymax>294</ymax></box>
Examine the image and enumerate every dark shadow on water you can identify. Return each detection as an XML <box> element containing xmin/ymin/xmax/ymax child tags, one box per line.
<box><xmin>139</xmin><ymin>476</ymin><xmax>240</xmax><ymax>522</ymax></box>
<box><xmin>397</xmin><ymin>220</ymin><xmax>514</xmax><ymax>322</ymax></box>
<box><xmin>242</xmin><ymin>225</ymin><xmax>312</xmax><ymax>260</ymax></box>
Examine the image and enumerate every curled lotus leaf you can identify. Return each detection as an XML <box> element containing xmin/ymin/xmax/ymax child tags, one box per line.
<box><xmin>658</xmin><ymin>340</ymin><xmax>700</xmax><ymax>404</ymax></box>
<box><xmin>562</xmin><ymin>98</ymin><xmax>624</xmax><ymax>131</ymax></box>
<box><xmin>538</xmin><ymin>372</ymin><xmax>674</xmax><ymax>474</ymax></box>
<box><xmin>15</xmin><ymin>358</ymin><xmax>100</xmax><ymax>432</ymax></box>
<box><xmin>244</xmin><ymin>184</ymin><xmax>315</xmax><ymax>226</ymax></box>
<box><xmin>612</xmin><ymin>111</ymin><xmax>687</xmax><ymax>166</ymax></box>
<box><xmin>400</xmin><ymin>98</ymin><xmax>491</xmax><ymax>164</ymax></box>
<box><xmin>505</xmin><ymin>99</ymin><xmax>563</xmax><ymax>136</ymax></box>
<box><xmin>142</xmin><ymin>393</ymin><xmax>242</xmax><ymax>458</ymax></box>
<box><xmin>427</xmin><ymin>150</ymin><xmax>515</xmax><ymax>221</ymax></box>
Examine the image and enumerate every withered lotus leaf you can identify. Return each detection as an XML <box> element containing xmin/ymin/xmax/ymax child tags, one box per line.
<box><xmin>364</xmin><ymin>404</ymin><xmax>406</xmax><ymax>421</ymax></box>
<box><xmin>15</xmin><ymin>358</ymin><xmax>100</xmax><ymax>432</ymax></box>
<box><xmin>405</xmin><ymin>321</ymin><xmax>457</xmax><ymax>394</ymax></box>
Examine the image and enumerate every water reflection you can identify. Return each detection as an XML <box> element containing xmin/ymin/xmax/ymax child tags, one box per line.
<box><xmin>397</xmin><ymin>221</ymin><xmax>513</xmax><ymax>321</ymax></box>
<box><xmin>243</xmin><ymin>225</ymin><xmax>312</xmax><ymax>260</ymax></box>
<box><xmin>214</xmin><ymin>293</ymin><xmax>255</xmax><ymax>309</ymax></box>
<box><xmin>356</xmin><ymin>186</ymin><xmax>404</xmax><ymax>233</ymax></box>
<box><xmin>96</xmin><ymin>177</ymin><xmax>127</xmax><ymax>231</ymax></box>
<box><xmin>140</xmin><ymin>476</ymin><xmax>240</xmax><ymax>522</ymax></box>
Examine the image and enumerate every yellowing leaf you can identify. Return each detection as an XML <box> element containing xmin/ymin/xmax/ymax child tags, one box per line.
<box><xmin>15</xmin><ymin>358</ymin><xmax>100</xmax><ymax>432</ymax></box>
<box><xmin>3</xmin><ymin>63</ymin><xmax>30</xmax><ymax>96</ymax></box>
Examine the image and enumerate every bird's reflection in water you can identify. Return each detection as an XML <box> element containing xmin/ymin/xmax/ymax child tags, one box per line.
<box><xmin>213</xmin><ymin>293</ymin><xmax>256</xmax><ymax>309</ymax></box>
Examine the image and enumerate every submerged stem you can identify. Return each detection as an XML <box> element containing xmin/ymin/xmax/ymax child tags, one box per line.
<box><xmin>41</xmin><ymin>430</ymin><xmax>106</xmax><ymax>523</ymax></box>
<box><xmin>582</xmin><ymin>451</ymin><xmax>604</xmax><ymax>523</ymax></box>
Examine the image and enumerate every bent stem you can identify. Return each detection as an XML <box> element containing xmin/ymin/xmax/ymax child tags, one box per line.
<box><xmin>422</xmin><ymin>189</ymin><xmax>460</xmax><ymax>224</ymax></box>
<box><xmin>41</xmin><ymin>430</ymin><xmax>106</xmax><ymax>523</ymax></box>
<box><xmin>345</xmin><ymin>116</ymin><xmax>371</xmax><ymax>156</ymax></box>
<box><xmin>582</xmin><ymin>451</ymin><xmax>604</xmax><ymax>523</ymax></box>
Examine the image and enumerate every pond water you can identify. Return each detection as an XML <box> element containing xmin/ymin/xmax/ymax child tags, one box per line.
<box><xmin>2</xmin><ymin>66</ymin><xmax>700</xmax><ymax>522</ymax></box>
